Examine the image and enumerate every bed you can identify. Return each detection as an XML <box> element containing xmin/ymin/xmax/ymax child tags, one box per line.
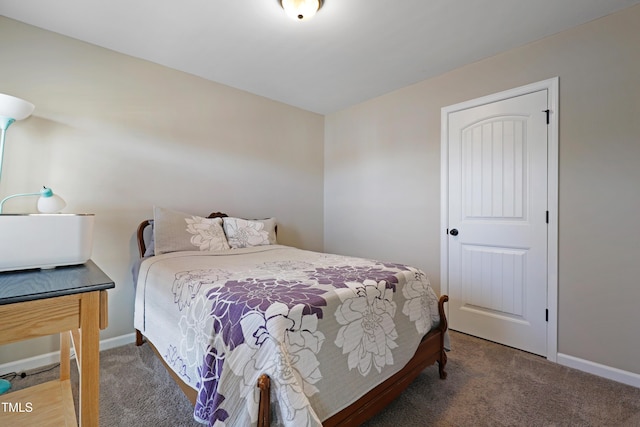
<box><xmin>134</xmin><ymin>209</ymin><xmax>449</xmax><ymax>426</ymax></box>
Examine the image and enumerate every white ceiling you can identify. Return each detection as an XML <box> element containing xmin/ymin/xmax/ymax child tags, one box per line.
<box><xmin>1</xmin><ymin>0</ymin><xmax>639</xmax><ymax>114</ymax></box>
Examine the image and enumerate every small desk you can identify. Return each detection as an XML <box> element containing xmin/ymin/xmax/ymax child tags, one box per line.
<box><xmin>0</xmin><ymin>260</ymin><xmax>115</xmax><ymax>427</ymax></box>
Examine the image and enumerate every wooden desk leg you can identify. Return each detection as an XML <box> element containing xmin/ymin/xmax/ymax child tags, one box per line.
<box><xmin>60</xmin><ymin>331</ymin><xmax>71</xmax><ymax>381</ymax></box>
<box><xmin>99</xmin><ymin>290</ymin><xmax>108</xmax><ymax>330</ymax></box>
<box><xmin>78</xmin><ymin>291</ymin><xmax>100</xmax><ymax>427</ymax></box>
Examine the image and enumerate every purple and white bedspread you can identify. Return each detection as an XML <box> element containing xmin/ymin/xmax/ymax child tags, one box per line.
<box><xmin>134</xmin><ymin>245</ymin><xmax>443</xmax><ymax>427</ymax></box>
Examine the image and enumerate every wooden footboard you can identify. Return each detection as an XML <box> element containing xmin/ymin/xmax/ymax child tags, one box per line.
<box><xmin>257</xmin><ymin>294</ymin><xmax>449</xmax><ymax>427</ymax></box>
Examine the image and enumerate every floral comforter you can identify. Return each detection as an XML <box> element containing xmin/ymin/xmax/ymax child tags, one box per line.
<box><xmin>134</xmin><ymin>245</ymin><xmax>443</xmax><ymax>426</ymax></box>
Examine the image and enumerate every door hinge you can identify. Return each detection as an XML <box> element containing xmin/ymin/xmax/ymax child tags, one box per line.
<box><xmin>545</xmin><ymin>309</ymin><xmax>549</xmax><ymax>322</ymax></box>
<box><xmin>543</xmin><ymin>109</ymin><xmax>550</xmax><ymax>124</ymax></box>
<box><xmin>546</xmin><ymin>211</ymin><xmax>549</xmax><ymax>224</ymax></box>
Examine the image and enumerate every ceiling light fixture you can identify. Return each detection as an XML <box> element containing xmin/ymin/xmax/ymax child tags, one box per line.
<box><xmin>280</xmin><ymin>0</ymin><xmax>323</xmax><ymax>21</ymax></box>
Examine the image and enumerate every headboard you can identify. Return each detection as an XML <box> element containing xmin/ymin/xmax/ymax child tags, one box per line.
<box><xmin>136</xmin><ymin>211</ymin><xmax>229</xmax><ymax>258</ymax></box>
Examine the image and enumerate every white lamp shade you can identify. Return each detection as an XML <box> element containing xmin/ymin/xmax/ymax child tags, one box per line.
<box><xmin>37</xmin><ymin>193</ymin><xmax>66</xmax><ymax>213</ymax></box>
<box><xmin>281</xmin><ymin>0</ymin><xmax>320</xmax><ymax>20</ymax></box>
<box><xmin>0</xmin><ymin>93</ymin><xmax>35</xmax><ymax>121</ymax></box>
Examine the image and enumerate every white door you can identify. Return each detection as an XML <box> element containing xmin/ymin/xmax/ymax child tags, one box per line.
<box><xmin>446</xmin><ymin>89</ymin><xmax>549</xmax><ymax>356</ymax></box>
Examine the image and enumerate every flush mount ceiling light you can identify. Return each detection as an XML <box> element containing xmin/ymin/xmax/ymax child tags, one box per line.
<box><xmin>280</xmin><ymin>0</ymin><xmax>323</xmax><ymax>21</ymax></box>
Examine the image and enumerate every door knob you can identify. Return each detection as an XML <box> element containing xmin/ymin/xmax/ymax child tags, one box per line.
<box><xmin>449</xmin><ymin>228</ymin><xmax>459</xmax><ymax>236</ymax></box>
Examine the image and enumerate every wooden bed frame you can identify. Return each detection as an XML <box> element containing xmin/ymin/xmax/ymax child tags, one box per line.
<box><xmin>135</xmin><ymin>213</ymin><xmax>449</xmax><ymax>426</ymax></box>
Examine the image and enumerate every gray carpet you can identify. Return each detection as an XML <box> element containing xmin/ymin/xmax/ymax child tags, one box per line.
<box><xmin>8</xmin><ymin>331</ymin><xmax>640</xmax><ymax>426</ymax></box>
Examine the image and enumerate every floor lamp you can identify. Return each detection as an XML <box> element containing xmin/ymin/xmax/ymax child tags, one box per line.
<box><xmin>0</xmin><ymin>93</ymin><xmax>35</xmax><ymax>184</ymax></box>
<box><xmin>0</xmin><ymin>93</ymin><xmax>66</xmax><ymax>216</ymax></box>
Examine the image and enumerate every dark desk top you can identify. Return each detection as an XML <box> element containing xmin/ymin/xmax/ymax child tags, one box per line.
<box><xmin>0</xmin><ymin>260</ymin><xmax>115</xmax><ymax>305</ymax></box>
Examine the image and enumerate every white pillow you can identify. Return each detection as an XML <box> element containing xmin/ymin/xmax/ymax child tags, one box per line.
<box><xmin>222</xmin><ymin>217</ymin><xmax>277</xmax><ymax>249</ymax></box>
<box><xmin>153</xmin><ymin>207</ymin><xmax>230</xmax><ymax>255</ymax></box>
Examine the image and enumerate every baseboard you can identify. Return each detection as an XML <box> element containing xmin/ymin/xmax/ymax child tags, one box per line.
<box><xmin>0</xmin><ymin>333</ymin><xmax>137</xmax><ymax>376</ymax></box>
<box><xmin>557</xmin><ymin>353</ymin><xmax>640</xmax><ymax>389</ymax></box>
<box><xmin>99</xmin><ymin>333</ymin><xmax>137</xmax><ymax>352</ymax></box>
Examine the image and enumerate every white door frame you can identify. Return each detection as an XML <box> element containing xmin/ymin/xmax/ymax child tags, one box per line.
<box><xmin>440</xmin><ymin>77</ymin><xmax>559</xmax><ymax>361</ymax></box>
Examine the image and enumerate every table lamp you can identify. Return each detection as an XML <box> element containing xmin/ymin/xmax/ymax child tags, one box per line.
<box><xmin>0</xmin><ymin>186</ymin><xmax>67</xmax><ymax>214</ymax></box>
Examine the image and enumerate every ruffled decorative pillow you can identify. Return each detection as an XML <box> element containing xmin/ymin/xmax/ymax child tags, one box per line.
<box><xmin>222</xmin><ymin>217</ymin><xmax>277</xmax><ymax>249</ymax></box>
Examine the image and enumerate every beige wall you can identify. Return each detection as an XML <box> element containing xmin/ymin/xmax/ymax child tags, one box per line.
<box><xmin>0</xmin><ymin>17</ymin><xmax>324</xmax><ymax>364</ymax></box>
<box><xmin>325</xmin><ymin>6</ymin><xmax>640</xmax><ymax>375</ymax></box>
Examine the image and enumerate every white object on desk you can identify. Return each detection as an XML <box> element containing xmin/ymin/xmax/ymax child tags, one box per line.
<box><xmin>0</xmin><ymin>213</ymin><xmax>95</xmax><ymax>271</ymax></box>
